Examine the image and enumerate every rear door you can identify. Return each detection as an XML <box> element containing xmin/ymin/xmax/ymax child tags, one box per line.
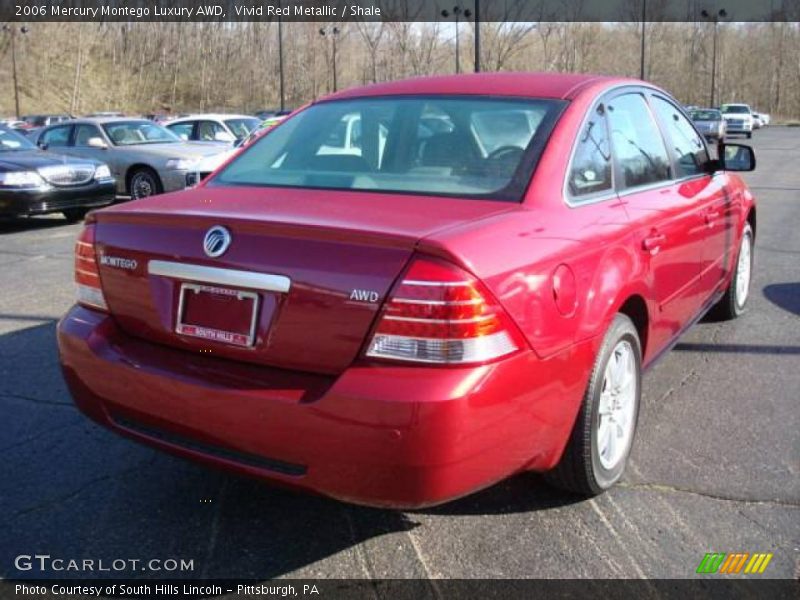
<box><xmin>607</xmin><ymin>90</ymin><xmax>705</xmax><ymax>355</ymax></box>
<box><xmin>197</xmin><ymin>120</ymin><xmax>229</xmax><ymax>143</ymax></box>
<box><xmin>648</xmin><ymin>93</ymin><xmax>735</xmax><ymax>303</ymax></box>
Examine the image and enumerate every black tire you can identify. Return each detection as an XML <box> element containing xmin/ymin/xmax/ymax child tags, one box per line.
<box><xmin>545</xmin><ymin>314</ymin><xmax>642</xmax><ymax>496</ymax></box>
<box><xmin>128</xmin><ymin>167</ymin><xmax>162</xmax><ymax>200</ymax></box>
<box><xmin>62</xmin><ymin>208</ymin><xmax>89</xmax><ymax>223</ymax></box>
<box><xmin>746</xmin><ymin>132</ymin><xmax>752</xmax><ymax>139</ymax></box>
<box><xmin>710</xmin><ymin>222</ymin><xmax>754</xmax><ymax>320</ymax></box>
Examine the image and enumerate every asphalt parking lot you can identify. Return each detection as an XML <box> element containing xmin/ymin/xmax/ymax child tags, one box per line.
<box><xmin>0</xmin><ymin>127</ymin><xmax>798</xmax><ymax>583</ymax></box>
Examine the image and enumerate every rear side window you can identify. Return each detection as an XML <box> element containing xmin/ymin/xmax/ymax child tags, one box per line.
<box><xmin>607</xmin><ymin>93</ymin><xmax>671</xmax><ymax>190</ymax></box>
<box><xmin>168</xmin><ymin>121</ymin><xmax>195</xmax><ymax>141</ymax></box>
<box><xmin>41</xmin><ymin>125</ymin><xmax>72</xmax><ymax>147</ymax></box>
<box><xmin>650</xmin><ymin>96</ymin><xmax>709</xmax><ymax>178</ymax></box>
<box><xmin>213</xmin><ymin>96</ymin><xmax>565</xmax><ymax>201</ymax></box>
<box><xmin>569</xmin><ymin>103</ymin><xmax>612</xmax><ymax>199</ymax></box>
<box><xmin>197</xmin><ymin>121</ymin><xmax>226</xmax><ymax>141</ymax></box>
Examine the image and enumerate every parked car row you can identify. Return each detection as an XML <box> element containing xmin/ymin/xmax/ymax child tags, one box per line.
<box><xmin>1</xmin><ymin>109</ymin><xmax>293</xmax><ymax>220</ymax></box>
<box><xmin>32</xmin><ymin>118</ymin><xmax>227</xmax><ymax>199</ymax></box>
<box><xmin>686</xmin><ymin>102</ymin><xmax>770</xmax><ymax>142</ymax></box>
<box><xmin>10</xmin><ymin>93</ymin><xmax>767</xmax><ymax>230</ymax></box>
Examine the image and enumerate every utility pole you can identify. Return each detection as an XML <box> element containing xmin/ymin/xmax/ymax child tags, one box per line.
<box><xmin>639</xmin><ymin>0</ymin><xmax>646</xmax><ymax>79</ymax></box>
<box><xmin>441</xmin><ymin>5</ymin><xmax>472</xmax><ymax>74</ymax></box>
<box><xmin>3</xmin><ymin>25</ymin><xmax>29</xmax><ymax>119</ymax></box>
<box><xmin>701</xmin><ymin>8</ymin><xmax>727</xmax><ymax>107</ymax></box>
<box><xmin>278</xmin><ymin>16</ymin><xmax>285</xmax><ymax>110</ymax></box>
<box><xmin>319</xmin><ymin>26</ymin><xmax>340</xmax><ymax>92</ymax></box>
<box><xmin>474</xmin><ymin>0</ymin><xmax>480</xmax><ymax>72</ymax></box>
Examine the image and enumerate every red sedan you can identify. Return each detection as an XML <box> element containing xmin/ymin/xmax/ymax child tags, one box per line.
<box><xmin>58</xmin><ymin>73</ymin><xmax>756</xmax><ymax>507</ymax></box>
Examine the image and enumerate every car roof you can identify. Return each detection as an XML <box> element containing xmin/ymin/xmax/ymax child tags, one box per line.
<box><xmin>65</xmin><ymin>117</ymin><xmax>151</xmax><ymax>125</ymax></box>
<box><xmin>166</xmin><ymin>114</ymin><xmax>258</xmax><ymax>122</ymax></box>
<box><xmin>324</xmin><ymin>72</ymin><xmax>637</xmax><ymax>102</ymax></box>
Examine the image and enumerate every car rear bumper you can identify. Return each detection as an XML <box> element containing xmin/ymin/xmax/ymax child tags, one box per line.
<box><xmin>0</xmin><ymin>182</ymin><xmax>115</xmax><ymax>217</ymax></box>
<box><xmin>57</xmin><ymin>305</ymin><xmax>593</xmax><ymax>508</ymax></box>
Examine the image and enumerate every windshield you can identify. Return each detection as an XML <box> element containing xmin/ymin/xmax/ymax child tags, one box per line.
<box><xmin>0</xmin><ymin>127</ymin><xmax>36</xmax><ymax>152</ymax></box>
<box><xmin>691</xmin><ymin>110</ymin><xmax>721</xmax><ymax>121</ymax></box>
<box><xmin>721</xmin><ymin>105</ymin><xmax>750</xmax><ymax>114</ymax></box>
<box><xmin>103</xmin><ymin>121</ymin><xmax>180</xmax><ymax>145</ymax></box>
<box><xmin>224</xmin><ymin>118</ymin><xmax>261</xmax><ymax>140</ymax></box>
<box><xmin>212</xmin><ymin>96</ymin><xmax>564</xmax><ymax>201</ymax></box>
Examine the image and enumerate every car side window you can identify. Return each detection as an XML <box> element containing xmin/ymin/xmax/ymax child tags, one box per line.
<box><xmin>650</xmin><ymin>95</ymin><xmax>709</xmax><ymax>178</ymax></box>
<box><xmin>41</xmin><ymin>125</ymin><xmax>72</xmax><ymax>147</ymax></box>
<box><xmin>568</xmin><ymin>103</ymin><xmax>613</xmax><ymax>200</ymax></box>
<box><xmin>168</xmin><ymin>121</ymin><xmax>195</xmax><ymax>141</ymax></box>
<box><xmin>606</xmin><ymin>93</ymin><xmax>671</xmax><ymax>190</ymax></box>
<box><xmin>74</xmin><ymin>124</ymin><xmax>102</xmax><ymax>146</ymax></box>
<box><xmin>197</xmin><ymin>121</ymin><xmax>226</xmax><ymax>141</ymax></box>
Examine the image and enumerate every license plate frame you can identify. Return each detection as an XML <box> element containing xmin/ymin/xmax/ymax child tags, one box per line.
<box><xmin>176</xmin><ymin>283</ymin><xmax>259</xmax><ymax>348</ymax></box>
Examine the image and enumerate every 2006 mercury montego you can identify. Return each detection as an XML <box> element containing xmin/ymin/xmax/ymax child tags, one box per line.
<box><xmin>58</xmin><ymin>73</ymin><xmax>757</xmax><ymax>507</ymax></box>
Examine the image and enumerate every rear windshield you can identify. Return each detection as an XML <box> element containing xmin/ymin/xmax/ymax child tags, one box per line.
<box><xmin>211</xmin><ymin>96</ymin><xmax>565</xmax><ymax>201</ymax></box>
<box><xmin>691</xmin><ymin>110</ymin><xmax>721</xmax><ymax>121</ymax></box>
<box><xmin>721</xmin><ymin>105</ymin><xmax>750</xmax><ymax>114</ymax></box>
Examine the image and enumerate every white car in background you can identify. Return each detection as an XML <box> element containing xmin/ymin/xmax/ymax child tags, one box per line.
<box><xmin>165</xmin><ymin>114</ymin><xmax>262</xmax><ymax>146</ymax></box>
<box><xmin>720</xmin><ymin>103</ymin><xmax>755</xmax><ymax>138</ymax></box>
<box><xmin>184</xmin><ymin>115</ymin><xmax>288</xmax><ymax>187</ymax></box>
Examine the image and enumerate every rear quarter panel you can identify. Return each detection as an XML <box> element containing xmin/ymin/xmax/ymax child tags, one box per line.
<box><xmin>420</xmin><ymin>83</ymin><xmax>652</xmax><ymax>362</ymax></box>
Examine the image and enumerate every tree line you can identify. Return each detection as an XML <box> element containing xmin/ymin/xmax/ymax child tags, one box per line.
<box><xmin>1</xmin><ymin>21</ymin><xmax>798</xmax><ymax>119</ymax></box>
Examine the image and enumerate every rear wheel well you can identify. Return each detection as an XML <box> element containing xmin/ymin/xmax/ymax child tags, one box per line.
<box><xmin>618</xmin><ymin>295</ymin><xmax>649</xmax><ymax>361</ymax></box>
<box><xmin>747</xmin><ymin>207</ymin><xmax>756</xmax><ymax>238</ymax></box>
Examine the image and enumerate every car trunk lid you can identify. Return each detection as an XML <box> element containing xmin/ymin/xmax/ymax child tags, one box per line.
<box><xmin>92</xmin><ymin>186</ymin><xmax>515</xmax><ymax>374</ymax></box>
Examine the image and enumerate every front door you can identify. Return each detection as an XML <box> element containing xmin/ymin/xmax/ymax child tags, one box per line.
<box><xmin>647</xmin><ymin>93</ymin><xmax>735</xmax><ymax>304</ymax></box>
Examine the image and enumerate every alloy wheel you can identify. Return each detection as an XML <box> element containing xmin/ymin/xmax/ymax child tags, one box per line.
<box><xmin>596</xmin><ymin>340</ymin><xmax>637</xmax><ymax>471</ymax></box>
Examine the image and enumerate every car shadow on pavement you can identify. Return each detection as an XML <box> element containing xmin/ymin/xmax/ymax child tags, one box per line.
<box><xmin>0</xmin><ymin>216</ymin><xmax>72</xmax><ymax>234</ymax></box>
<box><xmin>0</xmin><ymin>321</ymin><xmax>581</xmax><ymax>580</ymax></box>
<box><xmin>763</xmin><ymin>282</ymin><xmax>800</xmax><ymax>316</ymax></box>
<box><xmin>415</xmin><ymin>473</ymin><xmax>585</xmax><ymax>516</ymax></box>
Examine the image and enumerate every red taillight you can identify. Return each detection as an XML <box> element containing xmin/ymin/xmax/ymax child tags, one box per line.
<box><xmin>74</xmin><ymin>224</ymin><xmax>107</xmax><ymax>311</ymax></box>
<box><xmin>366</xmin><ymin>256</ymin><xmax>526</xmax><ymax>365</ymax></box>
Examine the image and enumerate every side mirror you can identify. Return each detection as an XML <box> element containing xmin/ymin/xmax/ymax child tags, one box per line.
<box><xmin>721</xmin><ymin>143</ymin><xmax>755</xmax><ymax>172</ymax></box>
<box><xmin>37</xmin><ymin>141</ymin><xmax>49</xmax><ymax>151</ymax></box>
<box><xmin>214</xmin><ymin>131</ymin><xmax>235</xmax><ymax>143</ymax></box>
<box><xmin>178</xmin><ymin>133</ymin><xmax>189</xmax><ymax>141</ymax></box>
<box><xmin>87</xmin><ymin>137</ymin><xmax>108</xmax><ymax>149</ymax></box>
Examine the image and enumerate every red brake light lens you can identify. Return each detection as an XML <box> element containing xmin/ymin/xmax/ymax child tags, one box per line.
<box><xmin>74</xmin><ymin>224</ymin><xmax>107</xmax><ymax>311</ymax></box>
<box><xmin>366</xmin><ymin>256</ymin><xmax>525</xmax><ymax>364</ymax></box>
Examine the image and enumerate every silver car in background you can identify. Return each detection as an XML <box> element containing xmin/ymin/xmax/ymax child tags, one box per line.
<box><xmin>690</xmin><ymin>108</ymin><xmax>727</xmax><ymax>142</ymax></box>
<box><xmin>33</xmin><ymin>118</ymin><xmax>227</xmax><ymax>199</ymax></box>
